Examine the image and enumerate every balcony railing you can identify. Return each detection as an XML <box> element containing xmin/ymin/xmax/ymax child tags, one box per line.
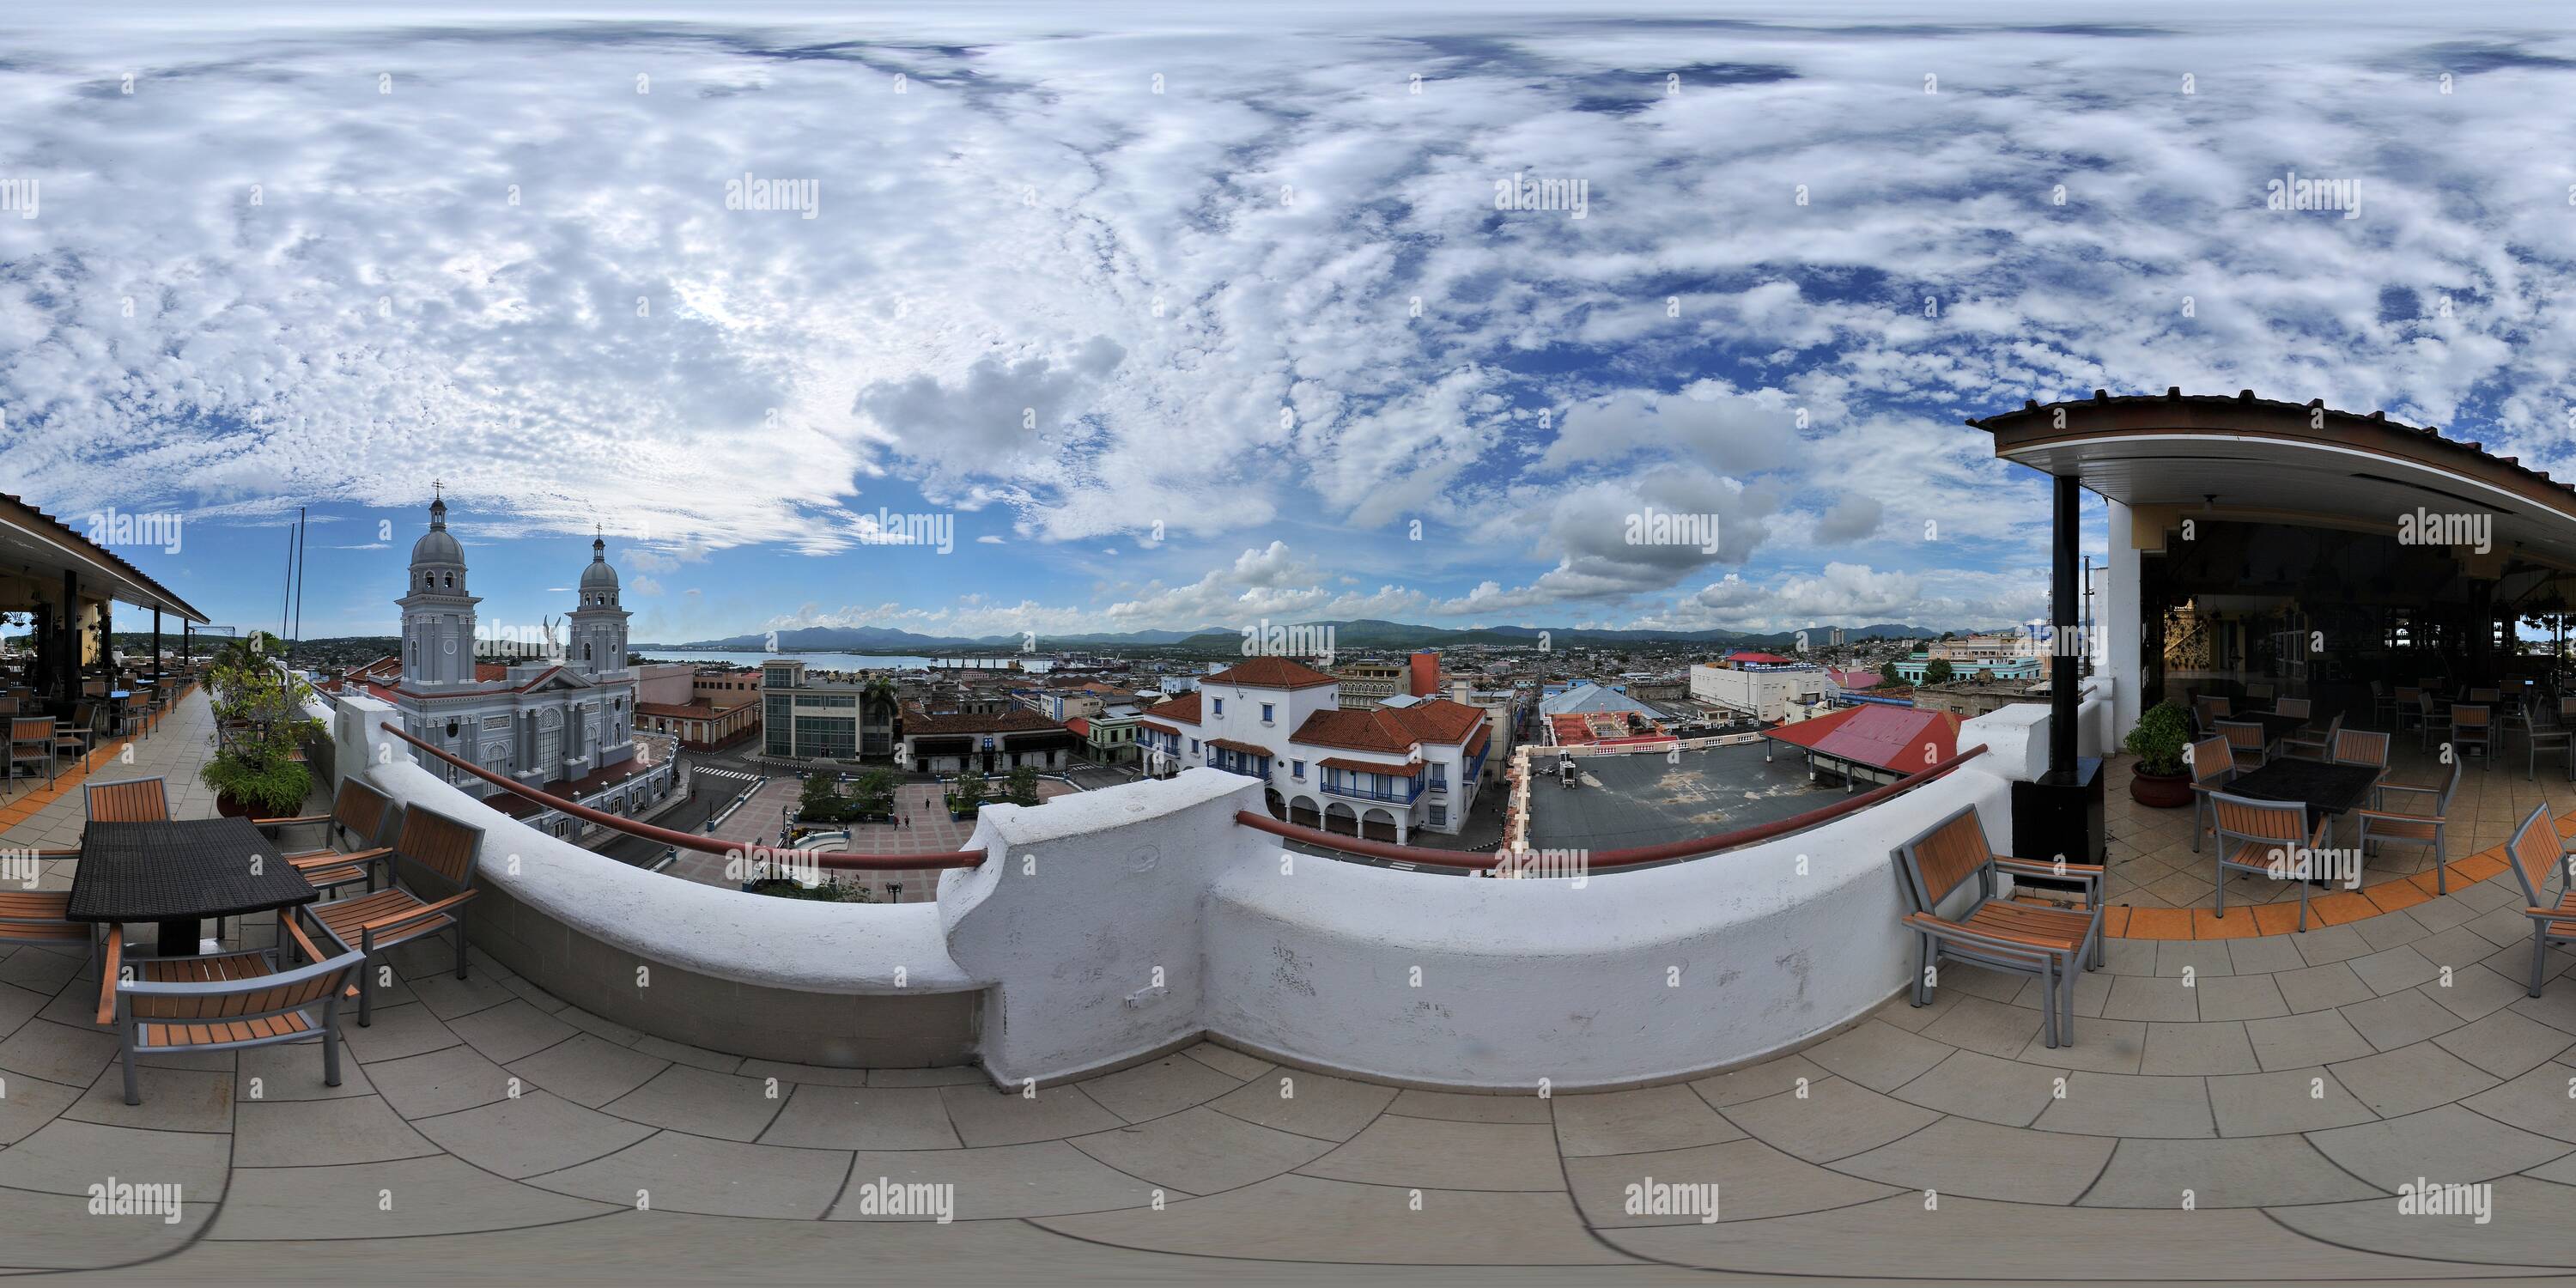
<box><xmin>1321</xmin><ymin>778</ymin><xmax>1421</xmax><ymax>804</ymax></box>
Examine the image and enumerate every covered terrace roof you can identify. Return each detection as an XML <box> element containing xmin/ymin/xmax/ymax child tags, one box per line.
<box><xmin>0</xmin><ymin>492</ymin><xmax>209</xmax><ymax>621</ymax></box>
<box><xmin>1967</xmin><ymin>388</ymin><xmax>2576</xmax><ymax>573</ymax></box>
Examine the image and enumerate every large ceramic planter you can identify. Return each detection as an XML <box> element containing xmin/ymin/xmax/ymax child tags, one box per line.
<box><xmin>2128</xmin><ymin>768</ymin><xmax>2192</xmax><ymax>808</ymax></box>
<box><xmin>213</xmin><ymin>793</ymin><xmax>257</xmax><ymax>818</ymax></box>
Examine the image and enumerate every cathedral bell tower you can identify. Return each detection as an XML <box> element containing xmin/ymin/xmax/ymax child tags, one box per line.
<box><xmin>396</xmin><ymin>483</ymin><xmax>480</xmax><ymax>687</ymax></box>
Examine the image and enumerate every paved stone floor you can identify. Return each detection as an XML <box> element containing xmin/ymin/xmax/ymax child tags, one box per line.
<box><xmin>9</xmin><ymin>692</ymin><xmax>2576</xmax><ymax>1282</ymax></box>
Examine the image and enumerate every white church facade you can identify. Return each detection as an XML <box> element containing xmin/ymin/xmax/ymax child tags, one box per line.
<box><xmin>367</xmin><ymin>491</ymin><xmax>678</xmax><ymax>838</ymax></box>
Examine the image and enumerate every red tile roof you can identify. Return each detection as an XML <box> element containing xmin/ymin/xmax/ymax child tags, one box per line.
<box><xmin>1064</xmin><ymin>717</ymin><xmax>1094</xmax><ymax>738</ymax></box>
<box><xmin>1204</xmin><ymin>658</ymin><xmax>1339</xmax><ymax>690</ymax></box>
<box><xmin>1761</xmin><ymin>705</ymin><xmax>1962</xmax><ymax>775</ymax></box>
<box><xmin>899</xmin><ymin>705</ymin><xmax>1067</xmax><ymax>736</ymax></box>
<box><xmin>1291</xmin><ymin>699</ymin><xmax>1484</xmax><ymax>754</ymax></box>
<box><xmin>1320</xmin><ymin>756</ymin><xmax>1418</xmax><ymax>776</ymax></box>
<box><xmin>1206</xmin><ymin>738</ymin><xmax>1271</xmax><ymax>757</ymax></box>
<box><xmin>1140</xmin><ymin>691</ymin><xmax>1202</xmax><ymax>725</ymax></box>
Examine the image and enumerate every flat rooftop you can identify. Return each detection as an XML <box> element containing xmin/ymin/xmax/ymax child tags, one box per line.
<box><xmin>1522</xmin><ymin>738</ymin><xmax>1836</xmax><ymax>852</ymax></box>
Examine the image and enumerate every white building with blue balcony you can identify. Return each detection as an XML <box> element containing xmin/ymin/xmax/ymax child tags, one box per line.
<box><xmin>1136</xmin><ymin>656</ymin><xmax>1489</xmax><ymax>842</ymax></box>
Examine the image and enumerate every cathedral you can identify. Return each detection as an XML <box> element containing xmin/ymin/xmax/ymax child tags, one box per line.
<box><xmin>369</xmin><ymin>489</ymin><xmax>675</xmax><ymax>835</ymax></box>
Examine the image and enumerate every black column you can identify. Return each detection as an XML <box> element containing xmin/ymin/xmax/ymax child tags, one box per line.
<box><xmin>58</xmin><ymin>570</ymin><xmax>76</xmax><ymax>706</ymax></box>
<box><xmin>152</xmin><ymin>609</ymin><xmax>162</xmax><ymax>690</ymax></box>
<box><xmin>2050</xmin><ymin>474</ymin><xmax>2080</xmax><ymax>781</ymax></box>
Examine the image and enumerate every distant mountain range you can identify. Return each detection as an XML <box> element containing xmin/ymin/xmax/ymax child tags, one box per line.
<box><xmin>635</xmin><ymin>620</ymin><xmax>1961</xmax><ymax>656</ymax></box>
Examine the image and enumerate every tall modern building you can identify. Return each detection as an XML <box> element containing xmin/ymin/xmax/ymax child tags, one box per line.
<box><xmin>356</xmin><ymin>493</ymin><xmax>674</xmax><ymax>837</ymax></box>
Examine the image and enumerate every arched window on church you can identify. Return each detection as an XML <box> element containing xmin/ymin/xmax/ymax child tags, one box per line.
<box><xmin>443</xmin><ymin>573</ymin><xmax>453</xmax><ymax>588</ymax></box>
<box><xmin>584</xmin><ymin>643</ymin><xmax>593</xmax><ymax>661</ymax></box>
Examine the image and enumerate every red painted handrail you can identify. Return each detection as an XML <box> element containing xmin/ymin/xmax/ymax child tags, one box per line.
<box><xmin>1236</xmin><ymin>743</ymin><xmax>1990</xmax><ymax>871</ymax></box>
<box><xmin>377</xmin><ymin>721</ymin><xmax>984</xmax><ymax>871</ymax></box>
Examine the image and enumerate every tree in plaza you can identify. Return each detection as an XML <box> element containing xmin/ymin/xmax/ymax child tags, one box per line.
<box><xmin>799</xmin><ymin>773</ymin><xmax>847</xmax><ymax>822</ymax></box>
<box><xmin>1005</xmin><ymin>764</ymin><xmax>1042</xmax><ymax>807</ymax></box>
<box><xmin>853</xmin><ymin>767</ymin><xmax>900</xmax><ymax>817</ymax></box>
<box><xmin>947</xmin><ymin>768</ymin><xmax>987</xmax><ymax>816</ymax></box>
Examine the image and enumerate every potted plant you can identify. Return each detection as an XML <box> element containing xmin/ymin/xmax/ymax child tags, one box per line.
<box><xmin>2123</xmin><ymin>700</ymin><xmax>2195</xmax><ymax>807</ymax></box>
<box><xmin>199</xmin><ymin>634</ymin><xmax>325</xmax><ymax>817</ymax></box>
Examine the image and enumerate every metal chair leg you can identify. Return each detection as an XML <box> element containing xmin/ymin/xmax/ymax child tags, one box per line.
<box><xmin>2533</xmin><ymin>932</ymin><xmax>2552</xmax><ymax>999</ymax></box>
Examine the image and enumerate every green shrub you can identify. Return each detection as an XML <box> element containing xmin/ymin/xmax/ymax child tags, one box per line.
<box><xmin>2123</xmin><ymin>701</ymin><xmax>2193</xmax><ymax>776</ymax></box>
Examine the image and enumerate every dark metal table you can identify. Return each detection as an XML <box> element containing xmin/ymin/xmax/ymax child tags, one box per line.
<box><xmin>2236</xmin><ymin>712</ymin><xmax>2313</xmax><ymax>746</ymax></box>
<box><xmin>2221</xmin><ymin>760</ymin><xmax>2382</xmax><ymax>830</ymax></box>
<box><xmin>69</xmin><ymin>817</ymin><xmax>319</xmax><ymax>956</ymax></box>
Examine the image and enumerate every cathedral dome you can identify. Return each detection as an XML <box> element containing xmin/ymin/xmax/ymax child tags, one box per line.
<box><xmin>411</xmin><ymin>495</ymin><xmax>463</xmax><ymax>567</ymax></box>
<box><xmin>580</xmin><ymin>533</ymin><xmax>619</xmax><ymax>590</ymax></box>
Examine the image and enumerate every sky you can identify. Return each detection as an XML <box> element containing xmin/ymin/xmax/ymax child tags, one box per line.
<box><xmin>10</xmin><ymin>1</ymin><xmax>2576</xmax><ymax>645</ymax></box>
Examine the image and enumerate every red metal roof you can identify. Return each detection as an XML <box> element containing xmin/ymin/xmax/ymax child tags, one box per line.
<box><xmin>1762</xmin><ymin>705</ymin><xmax>1961</xmax><ymax>774</ymax></box>
<box><xmin>1064</xmin><ymin>717</ymin><xmax>1093</xmax><ymax>738</ymax></box>
<box><xmin>1828</xmin><ymin>668</ymin><xmax>1883</xmax><ymax>689</ymax></box>
<box><xmin>1725</xmin><ymin>651</ymin><xmax>1795</xmax><ymax>665</ymax></box>
<box><xmin>1206</xmin><ymin>738</ymin><xmax>1271</xmax><ymax>756</ymax></box>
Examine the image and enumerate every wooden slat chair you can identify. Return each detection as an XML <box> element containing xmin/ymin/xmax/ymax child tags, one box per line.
<box><xmin>84</xmin><ymin>776</ymin><xmax>171</xmax><ymax>825</ymax></box>
<box><xmin>52</xmin><ymin>702</ymin><xmax>98</xmax><ymax>769</ymax></box>
<box><xmin>95</xmin><ymin>919</ymin><xmax>364</xmax><ymax>1105</ymax></box>
<box><xmin>2503</xmin><ymin>802</ymin><xmax>2576</xmax><ymax>999</ymax></box>
<box><xmin>0</xmin><ymin>854</ymin><xmax>92</xmax><ymax>964</ymax></box>
<box><xmin>2330</xmin><ymin>728</ymin><xmax>2391</xmax><ymax>774</ymax></box>
<box><xmin>2186</xmin><ymin>735</ymin><xmax>2238</xmax><ymax>854</ymax></box>
<box><xmin>2274</xmin><ymin>696</ymin><xmax>2312</xmax><ymax>721</ymax></box>
<box><xmin>2245</xmin><ymin>683</ymin><xmax>2275</xmax><ymax>704</ymax></box>
<box><xmin>6</xmin><ymin>717</ymin><xmax>54</xmax><ymax>790</ymax></box>
<box><xmin>254</xmin><ymin>779</ymin><xmax>395</xmax><ymax>898</ymax></box>
<box><xmin>2208</xmin><ymin>791</ymin><xmax>2331</xmax><ymax>933</ymax></box>
<box><xmin>2214</xmin><ymin>719</ymin><xmax>2269</xmax><ymax>771</ymax></box>
<box><xmin>2417</xmin><ymin>691</ymin><xmax>2453</xmax><ymax>752</ymax></box>
<box><xmin>2450</xmin><ymin>704</ymin><xmax>2494</xmax><ymax>772</ymax></box>
<box><xmin>2520</xmin><ymin>697</ymin><xmax>2576</xmax><ymax>783</ymax></box>
<box><xmin>2278</xmin><ymin>713</ymin><xmax>2342</xmax><ymax>762</ymax></box>
<box><xmin>298</xmin><ymin>802</ymin><xmax>483</xmax><ymax>1026</ymax></box>
<box><xmin>2469</xmin><ymin>686</ymin><xmax>2501</xmax><ymax>706</ymax></box>
<box><xmin>1892</xmin><ymin>804</ymin><xmax>2104</xmax><ymax>1049</ymax></box>
<box><xmin>2354</xmin><ymin>758</ymin><xmax>2464</xmax><ymax>893</ymax></box>
<box><xmin>2391</xmin><ymin>686</ymin><xmax>2424</xmax><ymax>732</ymax></box>
<box><xmin>2193</xmin><ymin>695</ymin><xmax>2231</xmax><ymax>733</ymax></box>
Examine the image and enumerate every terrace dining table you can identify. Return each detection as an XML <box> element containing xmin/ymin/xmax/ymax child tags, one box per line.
<box><xmin>2219</xmin><ymin>757</ymin><xmax>2382</xmax><ymax>845</ymax></box>
<box><xmin>2239</xmin><ymin>711</ymin><xmax>2313</xmax><ymax>748</ymax></box>
<box><xmin>67</xmin><ymin>817</ymin><xmax>319</xmax><ymax>956</ymax></box>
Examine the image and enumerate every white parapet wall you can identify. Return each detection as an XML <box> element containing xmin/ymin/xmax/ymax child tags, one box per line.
<box><xmin>331</xmin><ymin>695</ymin><xmax>985</xmax><ymax>1066</ymax></box>
<box><xmin>946</xmin><ymin>764</ymin><xmax>2015</xmax><ymax>1091</ymax></box>
<box><xmin>332</xmin><ymin>694</ymin><xmax>2036</xmax><ymax>1088</ymax></box>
